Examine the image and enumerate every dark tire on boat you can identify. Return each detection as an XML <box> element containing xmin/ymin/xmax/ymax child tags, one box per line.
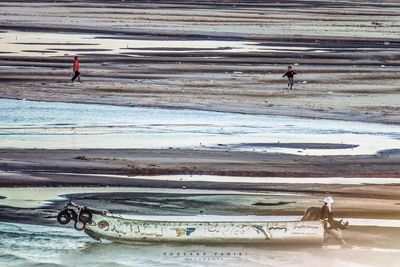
<box><xmin>67</xmin><ymin>209</ymin><xmax>78</xmax><ymax>222</ymax></box>
<box><xmin>74</xmin><ymin>220</ymin><xmax>86</xmax><ymax>231</ymax></box>
<box><xmin>66</xmin><ymin>209</ymin><xmax>78</xmax><ymax>222</ymax></box>
<box><xmin>57</xmin><ymin>210</ymin><xmax>71</xmax><ymax>225</ymax></box>
<box><xmin>79</xmin><ymin>209</ymin><xmax>92</xmax><ymax>224</ymax></box>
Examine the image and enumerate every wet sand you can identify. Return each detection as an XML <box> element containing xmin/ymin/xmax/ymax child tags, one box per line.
<box><xmin>2</xmin><ymin>148</ymin><xmax>400</xmax><ymax>180</ymax></box>
<box><xmin>1</xmin><ymin>186</ymin><xmax>400</xmax><ymax>254</ymax></box>
<box><xmin>2</xmin><ymin>148</ymin><xmax>400</xmax><ymax>229</ymax></box>
<box><xmin>0</xmin><ymin>1</ymin><xmax>400</xmax><ymax>124</ymax></box>
<box><xmin>0</xmin><ymin>2</ymin><xmax>400</xmax><ymax>265</ymax></box>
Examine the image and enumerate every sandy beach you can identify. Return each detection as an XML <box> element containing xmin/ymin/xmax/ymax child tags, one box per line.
<box><xmin>0</xmin><ymin>0</ymin><xmax>400</xmax><ymax>124</ymax></box>
<box><xmin>2</xmin><ymin>148</ymin><xmax>400</xmax><ymax>181</ymax></box>
<box><xmin>1</xmin><ymin>1</ymin><xmax>400</xmax><ymax>266</ymax></box>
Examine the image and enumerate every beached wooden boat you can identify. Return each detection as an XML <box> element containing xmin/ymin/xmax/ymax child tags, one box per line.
<box><xmin>57</xmin><ymin>202</ymin><xmax>324</xmax><ymax>244</ymax></box>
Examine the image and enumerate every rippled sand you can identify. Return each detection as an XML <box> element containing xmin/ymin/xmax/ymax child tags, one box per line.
<box><xmin>1</xmin><ymin>1</ymin><xmax>400</xmax><ymax>266</ymax></box>
<box><xmin>1</xmin><ymin>1</ymin><xmax>400</xmax><ymax>124</ymax></box>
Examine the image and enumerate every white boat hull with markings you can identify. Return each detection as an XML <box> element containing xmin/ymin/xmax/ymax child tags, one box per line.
<box><xmin>83</xmin><ymin>213</ymin><xmax>324</xmax><ymax>244</ymax></box>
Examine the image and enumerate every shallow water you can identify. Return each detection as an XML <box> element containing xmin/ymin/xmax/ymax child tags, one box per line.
<box><xmin>1</xmin><ymin>222</ymin><xmax>399</xmax><ymax>267</ymax></box>
<box><xmin>0</xmin><ymin>30</ymin><xmax>329</xmax><ymax>57</ymax></box>
<box><xmin>52</xmin><ymin>173</ymin><xmax>400</xmax><ymax>185</ymax></box>
<box><xmin>1</xmin><ymin>186</ymin><xmax>400</xmax><ymax>229</ymax></box>
<box><xmin>0</xmin><ymin>186</ymin><xmax>289</xmax><ymax>208</ymax></box>
<box><xmin>1</xmin><ymin>99</ymin><xmax>400</xmax><ymax>155</ymax></box>
<box><xmin>1</xmin><ymin>185</ymin><xmax>400</xmax><ymax>266</ymax></box>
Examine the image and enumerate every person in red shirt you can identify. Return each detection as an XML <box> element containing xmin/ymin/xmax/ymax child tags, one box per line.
<box><xmin>71</xmin><ymin>56</ymin><xmax>81</xmax><ymax>82</ymax></box>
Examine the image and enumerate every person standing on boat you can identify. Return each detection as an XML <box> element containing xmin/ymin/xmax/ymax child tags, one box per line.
<box><xmin>282</xmin><ymin>65</ymin><xmax>297</xmax><ymax>90</ymax></box>
<box><xmin>321</xmin><ymin>196</ymin><xmax>349</xmax><ymax>247</ymax></box>
<box><xmin>71</xmin><ymin>56</ymin><xmax>81</xmax><ymax>83</ymax></box>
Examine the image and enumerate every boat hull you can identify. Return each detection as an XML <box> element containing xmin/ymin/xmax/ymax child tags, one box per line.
<box><xmin>84</xmin><ymin>214</ymin><xmax>324</xmax><ymax>244</ymax></box>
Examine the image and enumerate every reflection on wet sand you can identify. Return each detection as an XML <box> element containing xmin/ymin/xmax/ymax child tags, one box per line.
<box><xmin>1</xmin><ymin>99</ymin><xmax>400</xmax><ymax>155</ymax></box>
<box><xmin>1</xmin><ymin>1</ymin><xmax>400</xmax><ymax>128</ymax></box>
<box><xmin>0</xmin><ymin>31</ymin><xmax>263</xmax><ymax>57</ymax></box>
<box><xmin>0</xmin><ymin>186</ymin><xmax>286</xmax><ymax>209</ymax></box>
<box><xmin>0</xmin><ymin>1</ymin><xmax>400</xmax><ymax>265</ymax></box>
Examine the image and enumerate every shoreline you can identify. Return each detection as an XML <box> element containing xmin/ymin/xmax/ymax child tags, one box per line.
<box><xmin>2</xmin><ymin>149</ymin><xmax>400</xmax><ymax>180</ymax></box>
<box><xmin>1</xmin><ymin>2</ymin><xmax>400</xmax><ymax>265</ymax></box>
<box><xmin>1</xmin><ymin>179</ymin><xmax>400</xmax><ymax>200</ymax></box>
<box><xmin>1</xmin><ymin>185</ymin><xmax>400</xmax><ymax>232</ymax></box>
<box><xmin>1</xmin><ymin>0</ymin><xmax>400</xmax><ymax>127</ymax></box>
<box><xmin>3</xmin><ymin>95</ymin><xmax>400</xmax><ymax>126</ymax></box>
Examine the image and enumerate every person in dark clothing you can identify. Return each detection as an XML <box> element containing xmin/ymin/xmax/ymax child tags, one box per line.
<box><xmin>321</xmin><ymin>196</ymin><xmax>349</xmax><ymax>247</ymax></box>
<box><xmin>71</xmin><ymin>56</ymin><xmax>81</xmax><ymax>82</ymax></box>
<box><xmin>282</xmin><ymin>65</ymin><xmax>297</xmax><ymax>90</ymax></box>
